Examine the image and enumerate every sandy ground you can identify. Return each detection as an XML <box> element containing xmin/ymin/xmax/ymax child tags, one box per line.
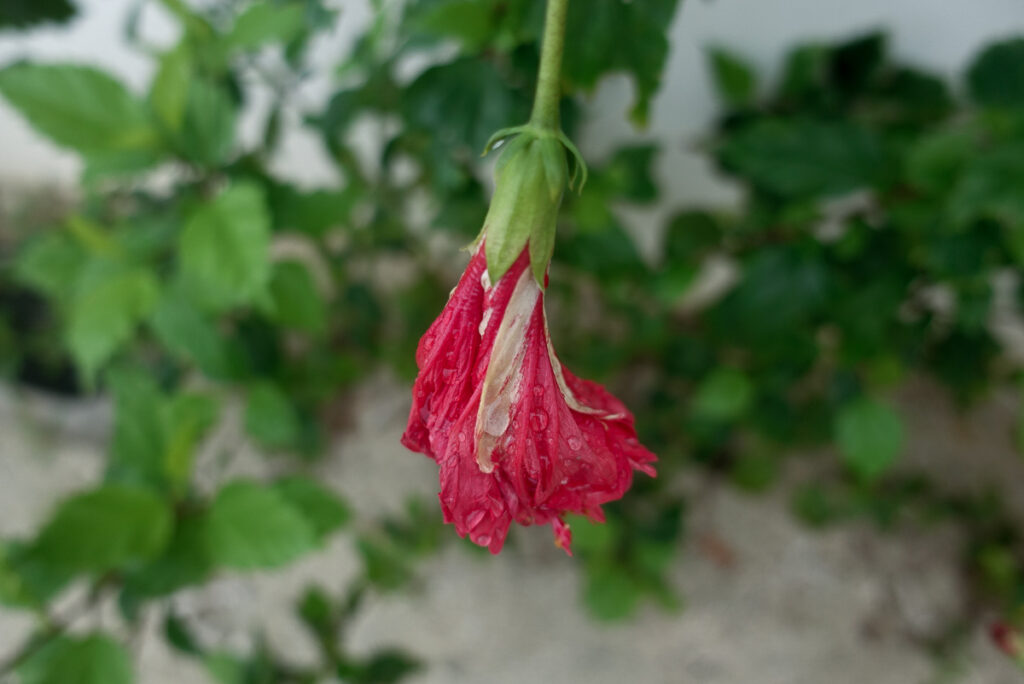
<box><xmin>0</xmin><ymin>376</ymin><xmax>1022</xmax><ymax>684</ymax></box>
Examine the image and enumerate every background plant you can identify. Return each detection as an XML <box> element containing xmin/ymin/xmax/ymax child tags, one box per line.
<box><xmin>1</xmin><ymin>0</ymin><xmax>1023</xmax><ymax>681</ymax></box>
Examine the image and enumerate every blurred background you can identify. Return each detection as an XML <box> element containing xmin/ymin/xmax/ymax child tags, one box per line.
<box><xmin>1</xmin><ymin>0</ymin><xmax>1024</xmax><ymax>682</ymax></box>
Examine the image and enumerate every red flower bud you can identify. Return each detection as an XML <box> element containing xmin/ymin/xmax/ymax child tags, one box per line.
<box><xmin>402</xmin><ymin>244</ymin><xmax>656</xmax><ymax>554</ymax></box>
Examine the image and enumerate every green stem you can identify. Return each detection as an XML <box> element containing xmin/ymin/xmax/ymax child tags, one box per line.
<box><xmin>529</xmin><ymin>0</ymin><xmax>570</xmax><ymax>131</ymax></box>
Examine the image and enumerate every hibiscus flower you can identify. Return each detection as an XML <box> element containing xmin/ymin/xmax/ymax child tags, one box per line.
<box><xmin>402</xmin><ymin>131</ymin><xmax>656</xmax><ymax>553</ymax></box>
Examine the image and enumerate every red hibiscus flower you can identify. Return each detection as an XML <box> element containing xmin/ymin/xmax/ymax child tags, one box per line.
<box><xmin>402</xmin><ymin>234</ymin><xmax>656</xmax><ymax>554</ymax></box>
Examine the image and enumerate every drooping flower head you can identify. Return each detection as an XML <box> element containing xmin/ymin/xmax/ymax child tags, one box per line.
<box><xmin>401</xmin><ymin>128</ymin><xmax>656</xmax><ymax>555</ymax></box>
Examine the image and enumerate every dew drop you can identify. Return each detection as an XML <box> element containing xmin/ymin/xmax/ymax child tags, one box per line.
<box><xmin>458</xmin><ymin>432</ymin><xmax>467</xmax><ymax>443</ymax></box>
<box><xmin>529</xmin><ymin>409</ymin><xmax>549</xmax><ymax>431</ymax></box>
<box><xmin>560</xmin><ymin>477</ymin><xmax>569</xmax><ymax>485</ymax></box>
<box><xmin>442</xmin><ymin>368</ymin><xmax>454</xmax><ymax>379</ymax></box>
<box><xmin>476</xmin><ymin>534</ymin><xmax>491</xmax><ymax>546</ymax></box>
<box><xmin>568</xmin><ymin>437</ymin><xmax>583</xmax><ymax>451</ymax></box>
<box><xmin>532</xmin><ymin>384</ymin><xmax>544</xmax><ymax>397</ymax></box>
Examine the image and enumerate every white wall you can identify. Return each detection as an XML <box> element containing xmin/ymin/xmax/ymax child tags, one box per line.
<box><xmin>1</xmin><ymin>0</ymin><xmax>1023</xmax><ymax>235</ymax></box>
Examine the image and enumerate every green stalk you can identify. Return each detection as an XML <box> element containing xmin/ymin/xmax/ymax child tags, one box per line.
<box><xmin>529</xmin><ymin>0</ymin><xmax>570</xmax><ymax>131</ymax></box>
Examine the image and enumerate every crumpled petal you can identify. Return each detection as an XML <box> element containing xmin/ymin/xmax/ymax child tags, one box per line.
<box><xmin>402</xmin><ymin>244</ymin><xmax>656</xmax><ymax>554</ymax></box>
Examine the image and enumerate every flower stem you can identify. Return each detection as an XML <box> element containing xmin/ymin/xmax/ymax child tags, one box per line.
<box><xmin>529</xmin><ymin>0</ymin><xmax>569</xmax><ymax>131</ymax></box>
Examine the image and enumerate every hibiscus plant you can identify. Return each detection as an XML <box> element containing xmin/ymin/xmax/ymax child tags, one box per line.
<box><xmin>0</xmin><ymin>0</ymin><xmax>1023</xmax><ymax>681</ymax></box>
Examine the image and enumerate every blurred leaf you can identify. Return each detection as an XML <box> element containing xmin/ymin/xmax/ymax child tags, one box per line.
<box><xmin>708</xmin><ymin>47</ymin><xmax>756</xmax><ymax>108</ymax></box>
<box><xmin>0</xmin><ymin>0</ymin><xmax>75</xmax><ymax>29</ymax></box>
<box><xmin>67</xmin><ymin>265</ymin><xmax>159</xmax><ymax>381</ymax></box>
<box><xmin>29</xmin><ymin>485</ymin><xmax>173</xmax><ymax>572</ymax></box>
<box><xmin>149</xmin><ymin>45</ymin><xmax>192</xmax><ymax>133</ymax></box>
<box><xmin>663</xmin><ymin>211</ymin><xmax>722</xmax><ymax>264</ymax></box>
<box><xmin>834</xmin><ymin>398</ymin><xmax>904</xmax><ymax>480</ymax></box>
<box><xmin>19</xmin><ymin>634</ymin><xmax>133</xmax><ymax>684</ymax></box>
<box><xmin>967</xmin><ymin>37</ymin><xmax>1024</xmax><ymax>109</ymax></box>
<box><xmin>13</xmin><ymin>232</ymin><xmax>86</xmax><ymax>303</ymax></box>
<box><xmin>404</xmin><ymin>57</ymin><xmax>529</xmax><ymax>152</ymax></box>
<box><xmin>905</xmin><ymin>127</ymin><xmax>975</xmax><ymax>193</ymax></box>
<box><xmin>583</xmin><ymin>561</ymin><xmax>641</xmax><ymax>620</ymax></box>
<box><xmin>205</xmin><ymin>480</ymin><xmax>316</xmax><ymax>569</ymax></box>
<box><xmin>179</xmin><ymin>183</ymin><xmax>271</xmax><ymax>312</ymax></box>
<box><xmin>717</xmin><ymin>118</ymin><xmax>888</xmax><ymax>197</ymax></box>
<box><xmin>601</xmin><ymin>144</ymin><xmax>659</xmax><ymax>203</ymax></box>
<box><xmin>178</xmin><ymin>79</ymin><xmax>236</xmax><ymax>166</ymax></box>
<box><xmin>244</xmin><ymin>382</ymin><xmax>302</xmax><ymax>450</ymax></box>
<box><xmin>337</xmin><ymin>650</ymin><xmax>422</xmax><ymax>684</ymax></box>
<box><xmin>150</xmin><ymin>289</ymin><xmax>231</xmax><ymax>377</ymax></box>
<box><xmin>563</xmin><ymin>0</ymin><xmax>681</xmax><ymax>124</ymax></box>
<box><xmin>268</xmin><ymin>260</ymin><xmax>327</xmax><ymax>335</ymax></box>
<box><xmin>949</xmin><ymin>144</ymin><xmax>1024</xmax><ymax>263</ymax></box>
<box><xmin>691</xmin><ymin>367</ymin><xmax>753</xmax><ymax>422</ymax></box>
<box><xmin>122</xmin><ymin>515</ymin><xmax>211</xmax><ymax>598</ymax></box>
<box><xmin>227</xmin><ymin>1</ymin><xmax>307</xmax><ymax>50</ymax></box>
<box><xmin>0</xmin><ymin>63</ymin><xmax>156</xmax><ymax>156</ymax></box>
<box><xmin>274</xmin><ymin>477</ymin><xmax>351</xmax><ymax>539</ymax></box>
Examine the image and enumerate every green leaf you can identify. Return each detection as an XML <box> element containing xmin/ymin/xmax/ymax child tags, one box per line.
<box><xmin>967</xmin><ymin>37</ymin><xmax>1024</xmax><ymax>109</ymax></box>
<box><xmin>0</xmin><ymin>63</ymin><xmax>155</xmax><ymax>155</ymax></box>
<box><xmin>244</xmin><ymin>383</ymin><xmax>302</xmax><ymax>450</ymax></box>
<box><xmin>179</xmin><ymin>183</ymin><xmax>271</xmax><ymax>312</ymax></box>
<box><xmin>122</xmin><ymin>515</ymin><xmax>212</xmax><ymax>599</ymax></box>
<box><xmin>268</xmin><ymin>260</ymin><xmax>327</xmax><ymax>335</ymax></box>
<box><xmin>178</xmin><ymin>79</ymin><xmax>237</xmax><ymax>166</ymax></box>
<box><xmin>205</xmin><ymin>480</ymin><xmax>316</xmax><ymax>569</ymax></box>
<box><xmin>583</xmin><ymin>561</ymin><xmax>641</xmax><ymax>620</ymax></box>
<box><xmin>30</xmin><ymin>485</ymin><xmax>173</xmax><ymax>572</ymax></box>
<box><xmin>834</xmin><ymin>398</ymin><xmax>904</xmax><ymax>480</ymax></box>
<box><xmin>149</xmin><ymin>45</ymin><xmax>192</xmax><ymax>133</ymax></box>
<box><xmin>18</xmin><ymin>634</ymin><xmax>133</xmax><ymax>684</ymax></box>
<box><xmin>948</xmin><ymin>144</ymin><xmax>1024</xmax><ymax>263</ymax></box>
<box><xmin>150</xmin><ymin>290</ymin><xmax>231</xmax><ymax>377</ymax></box>
<box><xmin>403</xmin><ymin>56</ymin><xmax>529</xmax><ymax>151</ymax></box>
<box><xmin>274</xmin><ymin>477</ymin><xmax>351</xmax><ymax>540</ymax></box>
<box><xmin>13</xmin><ymin>232</ymin><xmax>86</xmax><ymax>303</ymax></box>
<box><xmin>337</xmin><ymin>650</ymin><xmax>423</xmax><ymax>684</ymax></box>
<box><xmin>563</xmin><ymin>0</ymin><xmax>681</xmax><ymax>124</ymax></box>
<box><xmin>67</xmin><ymin>265</ymin><xmax>160</xmax><ymax>381</ymax></box>
<box><xmin>717</xmin><ymin>118</ymin><xmax>888</xmax><ymax>197</ymax></box>
<box><xmin>708</xmin><ymin>47</ymin><xmax>756</xmax><ymax>108</ymax></box>
<box><xmin>0</xmin><ymin>0</ymin><xmax>75</xmax><ymax>29</ymax></box>
<box><xmin>663</xmin><ymin>211</ymin><xmax>722</xmax><ymax>264</ymax></box>
<box><xmin>227</xmin><ymin>1</ymin><xmax>307</xmax><ymax>50</ymax></box>
<box><xmin>691</xmin><ymin>367</ymin><xmax>753</xmax><ymax>422</ymax></box>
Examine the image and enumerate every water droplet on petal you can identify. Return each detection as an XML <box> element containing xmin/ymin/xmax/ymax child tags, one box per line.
<box><xmin>532</xmin><ymin>384</ymin><xmax>544</xmax><ymax>397</ymax></box>
<box><xmin>560</xmin><ymin>477</ymin><xmax>569</xmax><ymax>485</ymax></box>
<box><xmin>568</xmin><ymin>437</ymin><xmax>583</xmax><ymax>451</ymax></box>
<box><xmin>529</xmin><ymin>409</ymin><xmax>549</xmax><ymax>431</ymax></box>
<box><xmin>476</xmin><ymin>534</ymin><xmax>491</xmax><ymax>546</ymax></box>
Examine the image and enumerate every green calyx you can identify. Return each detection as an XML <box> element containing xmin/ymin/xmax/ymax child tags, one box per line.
<box><xmin>479</xmin><ymin>126</ymin><xmax>586</xmax><ymax>286</ymax></box>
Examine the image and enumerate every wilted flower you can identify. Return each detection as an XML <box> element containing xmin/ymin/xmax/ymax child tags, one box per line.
<box><xmin>402</xmin><ymin>131</ymin><xmax>655</xmax><ymax>554</ymax></box>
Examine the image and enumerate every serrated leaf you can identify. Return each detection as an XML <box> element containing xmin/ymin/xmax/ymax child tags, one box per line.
<box><xmin>18</xmin><ymin>634</ymin><xmax>133</xmax><ymax>684</ymax></box>
<box><xmin>179</xmin><ymin>183</ymin><xmax>270</xmax><ymax>312</ymax></box>
<box><xmin>29</xmin><ymin>485</ymin><xmax>173</xmax><ymax>572</ymax></box>
<box><xmin>0</xmin><ymin>63</ymin><xmax>155</xmax><ymax>155</ymax></box>
<box><xmin>835</xmin><ymin>398</ymin><xmax>904</xmax><ymax>480</ymax></box>
<box><xmin>205</xmin><ymin>480</ymin><xmax>316</xmax><ymax>569</ymax></box>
